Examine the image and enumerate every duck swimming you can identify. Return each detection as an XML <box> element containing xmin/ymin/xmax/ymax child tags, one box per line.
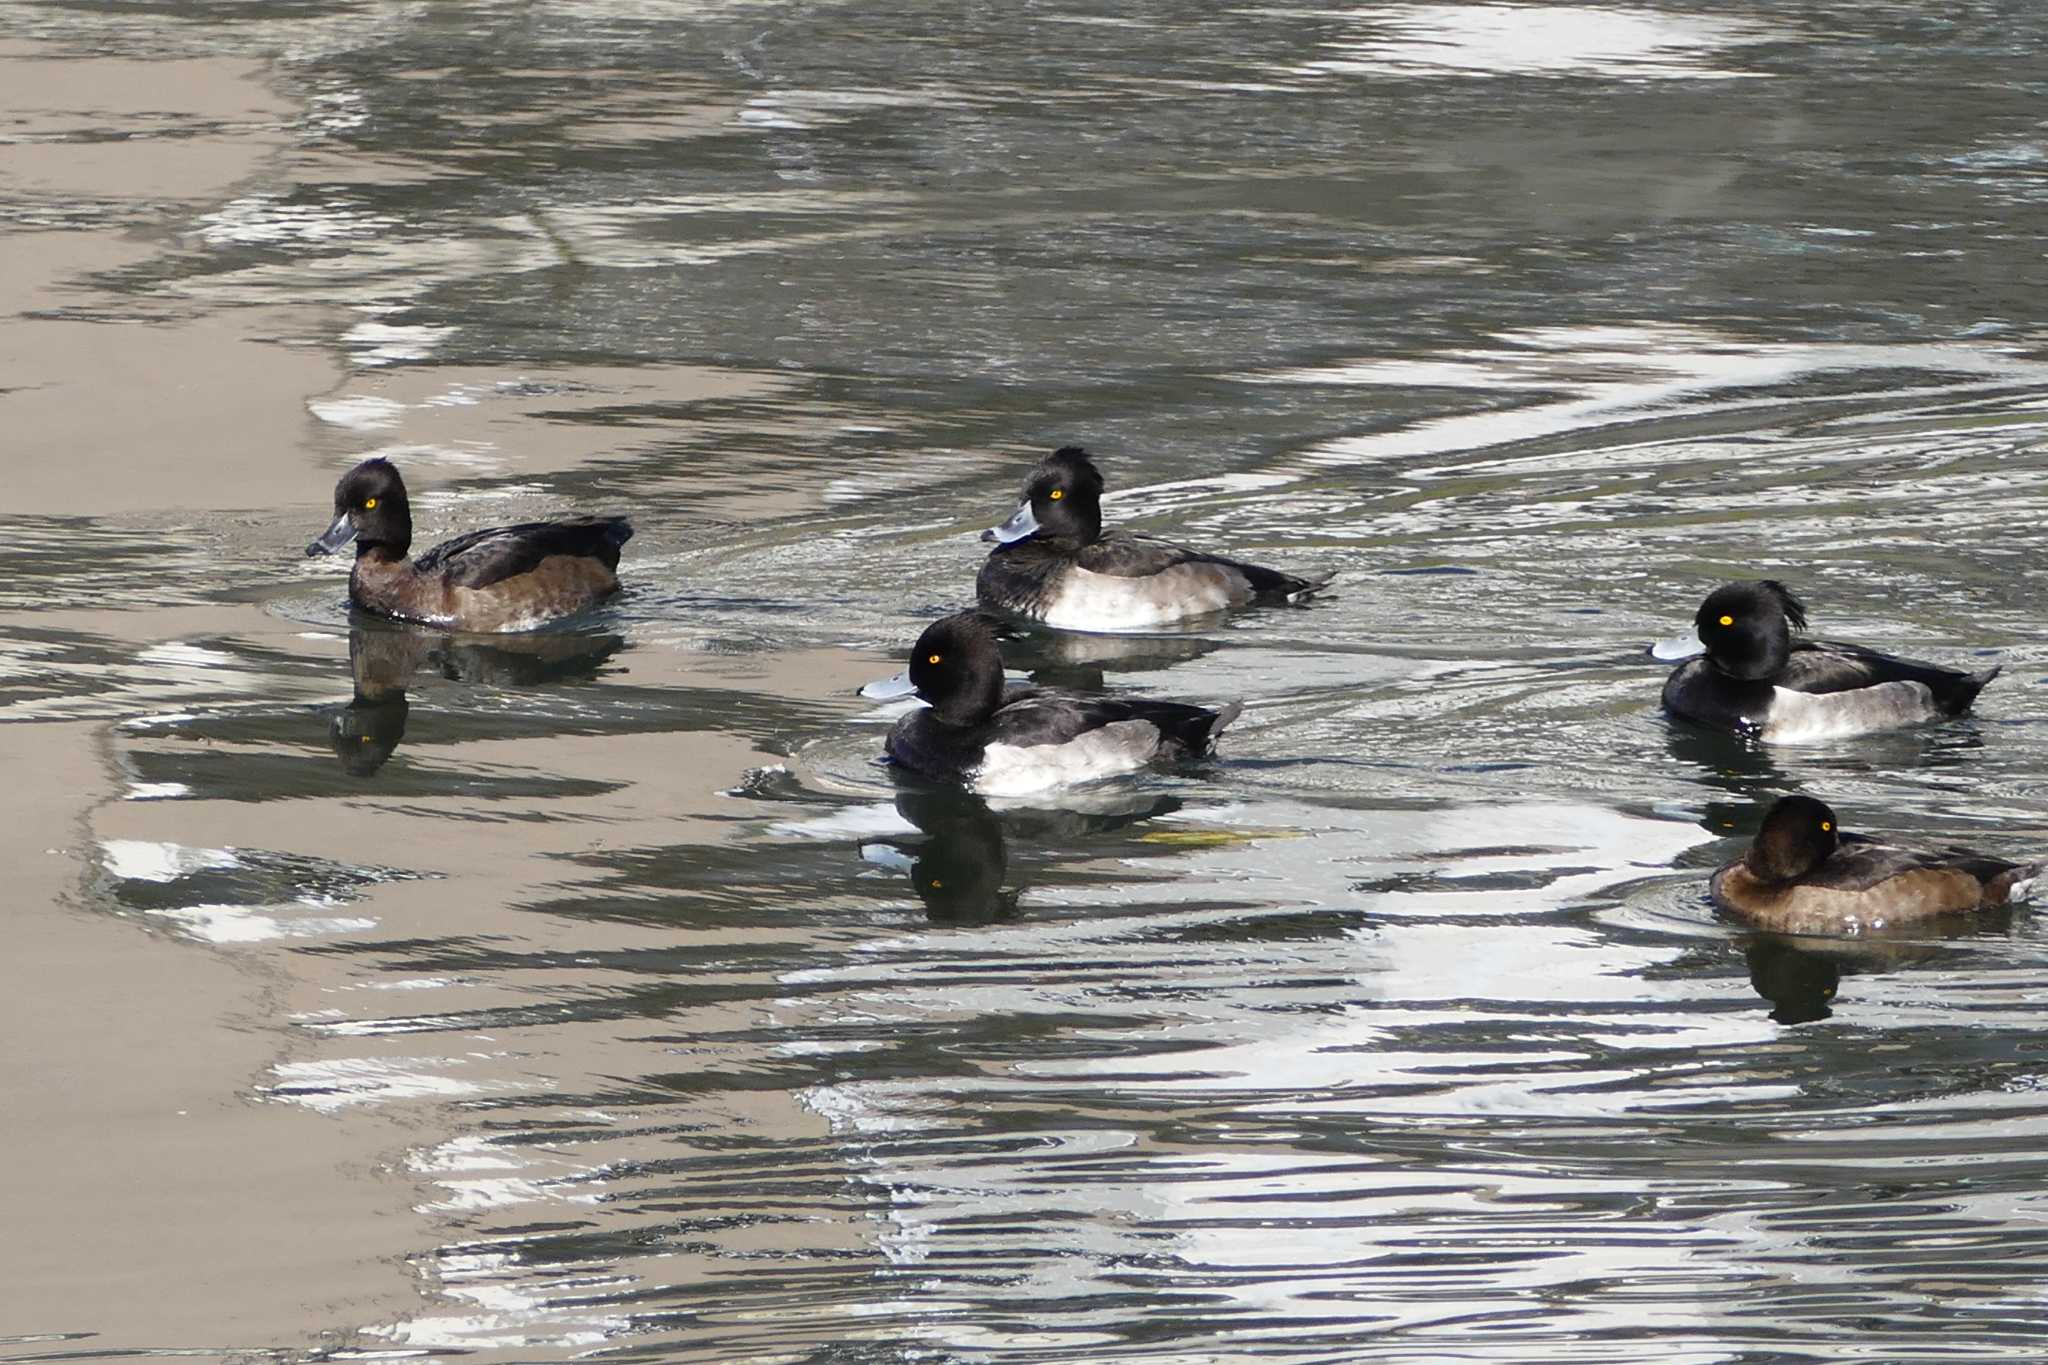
<box><xmin>1711</xmin><ymin>794</ymin><xmax>2038</xmax><ymax>935</ymax></box>
<box><xmin>1651</xmin><ymin>580</ymin><xmax>1997</xmax><ymax>742</ymax></box>
<box><xmin>863</xmin><ymin>611</ymin><xmax>1241</xmax><ymax>797</ymax></box>
<box><xmin>307</xmin><ymin>458</ymin><xmax>632</xmax><ymax>632</ymax></box>
<box><xmin>976</xmin><ymin>446</ymin><xmax>1328</xmax><ymax>631</ymax></box>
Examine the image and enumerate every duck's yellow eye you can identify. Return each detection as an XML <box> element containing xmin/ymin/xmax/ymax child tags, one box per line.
<box><xmin>927</xmin><ymin>653</ymin><xmax>941</xmax><ymax>665</ymax></box>
<box><xmin>929</xmin><ymin>879</ymin><xmax>943</xmax><ymax>889</ymax></box>
<box><xmin>1049</xmin><ymin>489</ymin><xmax>1064</xmax><ymax>501</ymax></box>
<box><xmin>1717</xmin><ymin>614</ymin><xmax>1733</xmax><ymax>626</ymax></box>
<box><xmin>364</xmin><ymin>497</ymin><xmax>378</xmax><ymax>510</ymax></box>
<box><xmin>1820</xmin><ymin>821</ymin><xmax>1833</xmax><ymax>832</ymax></box>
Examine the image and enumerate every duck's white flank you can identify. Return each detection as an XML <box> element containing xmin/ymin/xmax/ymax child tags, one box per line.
<box><xmin>972</xmin><ymin>720</ymin><xmax>1164</xmax><ymax>797</ymax></box>
<box><xmin>1039</xmin><ymin>563</ymin><xmax>1253</xmax><ymax>632</ymax></box>
<box><xmin>1760</xmin><ymin>681</ymin><xmax>1939</xmax><ymax>743</ymax></box>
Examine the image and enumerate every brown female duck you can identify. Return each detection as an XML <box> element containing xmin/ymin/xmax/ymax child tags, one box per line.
<box><xmin>307</xmin><ymin>457</ymin><xmax>631</xmax><ymax>632</ymax></box>
<box><xmin>1711</xmin><ymin>794</ymin><xmax>2038</xmax><ymax>935</ymax></box>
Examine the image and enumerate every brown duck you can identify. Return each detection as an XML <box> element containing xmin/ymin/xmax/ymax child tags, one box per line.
<box><xmin>307</xmin><ymin>457</ymin><xmax>631</xmax><ymax>632</ymax></box>
<box><xmin>1711</xmin><ymin>794</ymin><xmax>2038</xmax><ymax>935</ymax></box>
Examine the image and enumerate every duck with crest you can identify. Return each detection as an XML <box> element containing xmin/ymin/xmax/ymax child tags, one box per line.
<box><xmin>862</xmin><ymin>611</ymin><xmax>1241</xmax><ymax>797</ymax></box>
<box><xmin>1651</xmin><ymin>579</ymin><xmax>1998</xmax><ymax>742</ymax></box>
<box><xmin>977</xmin><ymin>446</ymin><xmax>1329</xmax><ymax>631</ymax></box>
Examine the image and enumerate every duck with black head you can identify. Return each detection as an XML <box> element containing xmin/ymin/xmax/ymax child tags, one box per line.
<box><xmin>1651</xmin><ymin>579</ymin><xmax>1998</xmax><ymax>742</ymax></box>
<box><xmin>1710</xmin><ymin>794</ymin><xmax>2039</xmax><ymax>936</ymax></box>
<box><xmin>977</xmin><ymin>446</ymin><xmax>1329</xmax><ymax>631</ymax></box>
<box><xmin>862</xmin><ymin>611</ymin><xmax>1241</xmax><ymax>797</ymax></box>
<box><xmin>307</xmin><ymin>457</ymin><xmax>632</xmax><ymax>632</ymax></box>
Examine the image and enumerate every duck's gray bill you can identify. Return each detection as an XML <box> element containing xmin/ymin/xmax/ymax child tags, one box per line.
<box><xmin>859</xmin><ymin>672</ymin><xmax>920</xmax><ymax>702</ymax></box>
<box><xmin>981</xmin><ymin>501</ymin><xmax>1039</xmax><ymax>545</ymax></box>
<box><xmin>1648</xmin><ymin>633</ymin><xmax>1705</xmax><ymax>662</ymax></box>
<box><xmin>306</xmin><ymin>511</ymin><xmax>357</xmax><ymax>557</ymax></box>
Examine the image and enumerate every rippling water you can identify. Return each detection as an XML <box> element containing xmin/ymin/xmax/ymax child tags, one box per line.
<box><xmin>12</xmin><ymin>0</ymin><xmax>2048</xmax><ymax>1359</ymax></box>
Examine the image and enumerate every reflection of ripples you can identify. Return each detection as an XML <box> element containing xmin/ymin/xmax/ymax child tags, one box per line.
<box><xmin>995</xmin><ymin>619</ymin><xmax>1225</xmax><ymax>690</ymax></box>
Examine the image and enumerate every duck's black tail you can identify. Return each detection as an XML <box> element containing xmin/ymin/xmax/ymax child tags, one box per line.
<box><xmin>1938</xmin><ymin>663</ymin><xmax>2001</xmax><ymax>717</ymax></box>
<box><xmin>563</xmin><ymin>516</ymin><xmax>634</xmax><ymax>572</ymax></box>
<box><xmin>1992</xmin><ymin>860</ymin><xmax>2044</xmax><ymax>906</ymax></box>
<box><xmin>1141</xmin><ymin>698</ymin><xmax>1242</xmax><ymax>758</ymax></box>
<box><xmin>1241</xmin><ymin>564</ymin><xmax>1334</xmax><ymax>602</ymax></box>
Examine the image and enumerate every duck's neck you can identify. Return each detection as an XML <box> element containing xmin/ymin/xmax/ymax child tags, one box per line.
<box><xmin>354</xmin><ymin>536</ymin><xmax>409</xmax><ymax>564</ymax></box>
<box><xmin>1064</xmin><ymin>501</ymin><xmax>1103</xmax><ymax>545</ymax></box>
<box><xmin>930</xmin><ymin>672</ymin><xmax>1004</xmax><ymax>728</ymax></box>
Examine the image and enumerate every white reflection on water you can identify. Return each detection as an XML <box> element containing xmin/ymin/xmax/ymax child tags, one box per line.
<box><xmin>100</xmin><ymin>837</ymin><xmax>240</xmax><ymax>882</ymax></box>
<box><xmin>1298</xmin><ymin>4</ymin><xmax>1778</xmax><ymax>81</ymax></box>
<box><xmin>786</xmin><ymin>803</ymin><xmax>1738</xmax><ymax>1339</ymax></box>
<box><xmin>344</xmin><ymin>317</ymin><xmax>454</xmax><ymax>368</ymax></box>
<box><xmin>1253</xmin><ymin>325</ymin><xmax>2048</xmax><ymax>470</ymax></box>
<box><xmin>268</xmin><ymin>1056</ymin><xmax>527</xmax><ymax>1112</ymax></box>
<box><xmin>369</xmin><ymin>1249</ymin><xmax>628</xmax><ymax>1353</ymax></box>
<box><xmin>196</xmin><ymin>192</ymin><xmax>396</xmax><ymax>246</ymax></box>
<box><xmin>148</xmin><ymin>903</ymin><xmax>378</xmax><ymax>944</ymax></box>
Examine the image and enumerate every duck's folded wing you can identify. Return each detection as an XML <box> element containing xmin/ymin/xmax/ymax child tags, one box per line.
<box><xmin>414</xmin><ymin>516</ymin><xmax>633</xmax><ymax>588</ymax></box>
<box><xmin>1929</xmin><ymin>843</ymin><xmax>2024</xmax><ymax>883</ymax></box>
<box><xmin>986</xmin><ymin>692</ymin><xmax>1110</xmax><ymax>747</ymax></box>
<box><xmin>1079</xmin><ymin>533</ymin><xmax>1323</xmax><ymax>596</ymax></box>
<box><xmin>991</xmin><ymin>691</ymin><xmax>1233</xmax><ymax>754</ymax></box>
<box><xmin>1781</xmin><ymin>639</ymin><xmax>1968</xmax><ymax>694</ymax></box>
<box><xmin>1807</xmin><ymin>837</ymin><xmax>1950</xmax><ymax>892</ymax></box>
<box><xmin>1074</xmin><ymin>534</ymin><xmax>1207</xmax><ymax>579</ymax></box>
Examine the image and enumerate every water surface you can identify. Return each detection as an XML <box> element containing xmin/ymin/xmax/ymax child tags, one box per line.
<box><xmin>9</xmin><ymin>0</ymin><xmax>2048</xmax><ymax>1359</ymax></box>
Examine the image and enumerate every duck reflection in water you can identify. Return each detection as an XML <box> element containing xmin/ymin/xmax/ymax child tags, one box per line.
<box><xmin>1741</xmin><ymin>920</ymin><xmax>2009</xmax><ymax>1025</ymax></box>
<box><xmin>995</xmin><ymin>621</ymin><xmax>1221</xmax><ymax>694</ymax></box>
<box><xmin>1667</xmin><ymin>706</ymin><xmax>1988</xmax><ymax>845</ymax></box>
<box><xmin>328</xmin><ymin>623</ymin><xmax>626</xmax><ymax>777</ymax></box>
<box><xmin>862</xmin><ymin>782</ymin><xmax>1183</xmax><ymax>925</ymax></box>
<box><xmin>1663</xmin><ymin>724</ymin><xmax>1804</xmax><ymax>853</ymax></box>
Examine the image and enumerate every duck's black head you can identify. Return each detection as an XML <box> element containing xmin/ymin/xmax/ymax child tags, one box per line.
<box><xmin>1694</xmin><ymin>579</ymin><xmax>1806</xmax><ymax>681</ymax></box>
<box><xmin>983</xmin><ymin>444</ymin><xmax>1106</xmax><ymax>546</ymax></box>
<box><xmin>1745</xmin><ymin>793</ymin><xmax>1840</xmax><ymax>883</ymax></box>
<box><xmin>906</xmin><ymin>610</ymin><xmax>1007</xmax><ymax>727</ymax></box>
<box><xmin>309</xmin><ymin>457</ymin><xmax>413</xmax><ymax>560</ymax></box>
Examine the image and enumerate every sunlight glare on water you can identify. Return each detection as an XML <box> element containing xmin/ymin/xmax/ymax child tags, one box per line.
<box><xmin>1297</xmin><ymin>4</ymin><xmax>1780</xmax><ymax>81</ymax></box>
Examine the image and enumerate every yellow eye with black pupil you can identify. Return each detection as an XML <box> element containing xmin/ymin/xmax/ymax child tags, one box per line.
<box><xmin>1821</xmin><ymin>821</ymin><xmax>1833</xmax><ymax>832</ymax></box>
<box><xmin>927</xmin><ymin>653</ymin><xmax>941</xmax><ymax>665</ymax></box>
<box><xmin>364</xmin><ymin>497</ymin><xmax>378</xmax><ymax>510</ymax></box>
<box><xmin>1049</xmin><ymin>489</ymin><xmax>1064</xmax><ymax>500</ymax></box>
<box><xmin>1717</xmin><ymin>614</ymin><xmax>1733</xmax><ymax>626</ymax></box>
<box><xmin>930</xmin><ymin>879</ymin><xmax>943</xmax><ymax>889</ymax></box>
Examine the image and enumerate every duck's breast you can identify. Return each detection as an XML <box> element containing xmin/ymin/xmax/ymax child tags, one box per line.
<box><xmin>351</xmin><ymin>557</ymin><xmax>457</xmax><ymax>626</ymax></box>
